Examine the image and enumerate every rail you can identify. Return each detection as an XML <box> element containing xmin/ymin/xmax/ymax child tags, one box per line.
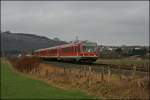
<box><xmin>42</xmin><ymin>60</ymin><xmax>149</xmax><ymax>77</ymax></box>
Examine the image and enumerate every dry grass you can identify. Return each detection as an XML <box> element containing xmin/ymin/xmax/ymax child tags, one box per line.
<box><xmin>9</xmin><ymin>57</ymin><xmax>150</xmax><ymax>99</ymax></box>
<box><xmin>30</xmin><ymin>63</ymin><xmax>149</xmax><ymax>99</ymax></box>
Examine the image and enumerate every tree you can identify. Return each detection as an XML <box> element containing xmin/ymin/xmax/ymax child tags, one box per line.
<box><xmin>53</xmin><ymin>37</ymin><xmax>60</xmax><ymax>41</ymax></box>
<box><xmin>115</xmin><ymin>48</ymin><xmax>123</xmax><ymax>58</ymax></box>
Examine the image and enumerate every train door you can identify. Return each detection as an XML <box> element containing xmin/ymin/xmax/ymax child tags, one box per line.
<box><xmin>74</xmin><ymin>46</ymin><xmax>77</xmax><ymax>56</ymax></box>
<box><xmin>57</xmin><ymin>47</ymin><xmax>61</xmax><ymax>60</ymax></box>
<box><xmin>57</xmin><ymin>48</ymin><xmax>58</xmax><ymax>57</ymax></box>
<box><xmin>57</xmin><ymin>47</ymin><xmax>61</xmax><ymax>57</ymax></box>
<box><xmin>74</xmin><ymin>45</ymin><xmax>79</xmax><ymax>56</ymax></box>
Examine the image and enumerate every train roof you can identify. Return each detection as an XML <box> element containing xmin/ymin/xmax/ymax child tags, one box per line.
<box><xmin>34</xmin><ymin>46</ymin><xmax>60</xmax><ymax>52</ymax></box>
<box><xmin>34</xmin><ymin>41</ymin><xmax>82</xmax><ymax>52</ymax></box>
<box><xmin>34</xmin><ymin>41</ymin><xmax>97</xmax><ymax>52</ymax></box>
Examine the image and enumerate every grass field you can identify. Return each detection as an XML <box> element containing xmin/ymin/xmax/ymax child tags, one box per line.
<box><xmin>1</xmin><ymin>59</ymin><xmax>96</xmax><ymax>99</ymax></box>
<box><xmin>96</xmin><ymin>58</ymin><xmax>149</xmax><ymax>65</ymax></box>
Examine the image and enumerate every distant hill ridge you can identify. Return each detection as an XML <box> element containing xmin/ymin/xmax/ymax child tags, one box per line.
<box><xmin>1</xmin><ymin>31</ymin><xmax>68</xmax><ymax>56</ymax></box>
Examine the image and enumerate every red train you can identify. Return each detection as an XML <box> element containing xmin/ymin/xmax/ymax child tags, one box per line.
<box><xmin>33</xmin><ymin>41</ymin><xmax>99</xmax><ymax>63</ymax></box>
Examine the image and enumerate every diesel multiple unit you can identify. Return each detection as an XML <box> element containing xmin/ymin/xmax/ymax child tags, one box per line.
<box><xmin>33</xmin><ymin>41</ymin><xmax>99</xmax><ymax>63</ymax></box>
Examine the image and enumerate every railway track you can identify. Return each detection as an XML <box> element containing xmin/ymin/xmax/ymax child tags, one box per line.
<box><xmin>94</xmin><ymin>63</ymin><xmax>149</xmax><ymax>72</ymax></box>
<box><xmin>43</xmin><ymin>60</ymin><xmax>149</xmax><ymax>77</ymax></box>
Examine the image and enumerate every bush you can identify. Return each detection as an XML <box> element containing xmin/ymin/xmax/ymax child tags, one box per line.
<box><xmin>9</xmin><ymin>56</ymin><xmax>40</xmax><ymax>73</ymax></box>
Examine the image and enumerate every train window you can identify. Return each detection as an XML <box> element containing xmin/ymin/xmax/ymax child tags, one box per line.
<box><xmin>52</xmin><ymin>50</ymin><xmax>56</xmax><ymax>53</ymax></box>
<box><xmin>82</xmin><ymin>46</ymin><xmax>96</xmax><ymax>53</ymax></box>
<box><xmin>48</xmin><ymin>50</ymin><xmax>51</xmax><ymax>53</ymax></box>
<box><xmin>74</xmin><ymin>47</ymin><xmax>77</xmax><ymax>52</ymax></box>
<box><xmin>62</xmin><ymin>47</ymin><xmax>73</xmax><ymax>52</ymax></box>
<box><xmin>74</xmin><ymin>46</ymin><xmax>80</xmax><ymax>52</ymax></box>
<box><xmin>48</xmin><ymin>49</ymin><xmax>57</xmax><ymax>54</ymax></box>
<box><xmin>78</xmin><ymin>46</ymin><xmax>80</xmax><ymax>52</ymax></box>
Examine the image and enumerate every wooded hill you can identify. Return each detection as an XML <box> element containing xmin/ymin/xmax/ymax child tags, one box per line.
<box><xmin>1</xmin><ymin>31</ymin><xmax>67</xmax><ymax>56</ymax></box>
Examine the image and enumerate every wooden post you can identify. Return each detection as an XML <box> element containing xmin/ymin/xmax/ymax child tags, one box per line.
<box><xmin>132</xmin><ymin>64</ymin><xmax>136</xmax><ymax>77</ymax></box>
<box><xmin>89</xmin><ymin>66</ymin><xmax>91</xmax><ymax>73</ymax></box>
<box><xmin>64</xmin><ymin>67</ymin><xmax>66</xmax><ymax>73</ymax></box>
<box><xmin>45</xmin><ymin>69</ymin><xmax>49</xmax><ymax>77</ymax></box>
<box><xmin>84</xmin><ymin>71</ymin><xmax>87</xmax><ymax>78</ymax></box>
<box><xmin>118</xmin><ymin>65</ymin><xmax>121</xmax><ymax>80</ymax></box>
<box><xmin>83</xmin><ymin>66</ymin><xmax>86</xmax><ymax>77</ymax></box>
<box><xmin>38</xmin><ymin>69</ymin><xmax>41</xmax><ymax>77</ymax></box>
<box><xmin>69</xmin><ymin>68</ymin><xmax>71</xmax><ymax>74</ymax></box>
<box><xmin>88</xmin><ymin>66</ymin><xmax>92</xmax><ymax>87</ymax></box>
<box><xmin>101</xmin><ymin>67</ymin><xmax>104</xmax><ymax>81</ymax></box>
<box><xmin>87</xmin><ymin>66</ymin><xmax>90</xmax><ymax>78</ymax></box>
<box><xmin>107</xmin><ymin>66</ymin><xmax>111</xmax><ymax>82</ymax></box>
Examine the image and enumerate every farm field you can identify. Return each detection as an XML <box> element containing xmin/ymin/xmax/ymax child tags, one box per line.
<box><xmin>96</xmin><ymin>58</ymin><xmax>149</xmax><ymax>65</ymax></box>
<box><xmin>0</xmin><ymin>59</ymin><xmax>96</xmax><ymax>99</ymax></box>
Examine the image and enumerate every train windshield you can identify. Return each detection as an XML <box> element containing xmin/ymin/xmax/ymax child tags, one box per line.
<box><xmin>82</xmin><ymin>42</ymin><xmax>97</xmax><ymax>53</ymax></box>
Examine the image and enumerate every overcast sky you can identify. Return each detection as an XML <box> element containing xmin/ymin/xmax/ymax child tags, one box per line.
<box><xmin>1</xmin><ymin>1</ymin><xmax>149</xmax><ymax>46</ymax></box>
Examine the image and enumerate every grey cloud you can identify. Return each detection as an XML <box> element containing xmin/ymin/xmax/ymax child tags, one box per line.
<box><xmin>1</xmin><ymin>1</ymin><xmax>149</xmax><ymax>46</ymax></box>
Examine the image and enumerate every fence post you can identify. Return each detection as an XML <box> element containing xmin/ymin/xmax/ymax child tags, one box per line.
<box><xmin>132</xmin><ymin>64</ymin><xmax>136</xmax><ymax>77</ymax></box>
<box><xmin>45</xmin><ymin>69</ymin><xmax>49</xmax><ymax>77</ymax></box>
<box><xmin>89</xmin><ymin>66</ymin><xmax>91</xmax><ymax>73</ymax></box>
<box><xmin>38</xmin><ymin>68</ymin><xmax>41</xmax><ymax>77</ymax></box>
<box><xmin>84</xmin><ymin>66</ymin><xmax>87</xmax><ymax>77</ymax></box>
<box><xmin>101</xmin><ymin>67</ymin><xmax>104</xmax><ymax>81</ymax></box>
<box><xmin>64</xmin><ymin>67</ymin><xmax>66</xmax><ymax>74</ymax></box>
<box><xmin>118</xmin><ymin>65</ymin><xmax>121</xmax><ymax>80</ymax></box>
<box><xmin>88</xmin><ymin>66</ymin><xmax>92</xmax><ymax>87</ymax></box>
<box><xmin>107</xmin><ymin>66</ymin><xmax>111</xmax><ymax>82</ymax></box>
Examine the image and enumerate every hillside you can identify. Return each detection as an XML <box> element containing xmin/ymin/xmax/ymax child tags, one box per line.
<box><xmin>1</xmin><ymin>31</ymin><xmax>67</xmax><ymax>56</ymax></box>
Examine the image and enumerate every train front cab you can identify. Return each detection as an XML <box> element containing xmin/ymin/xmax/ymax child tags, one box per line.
<box><xmin>77</xmin><ymin>41</ymin><xmax>99</xmax><ymax>63</ymax></box>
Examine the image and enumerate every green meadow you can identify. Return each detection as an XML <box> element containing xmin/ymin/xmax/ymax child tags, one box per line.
<box><xmin>1</xmin><ymin>59</ymin><xmax>96</xmax><ymax>99</ymax></box>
